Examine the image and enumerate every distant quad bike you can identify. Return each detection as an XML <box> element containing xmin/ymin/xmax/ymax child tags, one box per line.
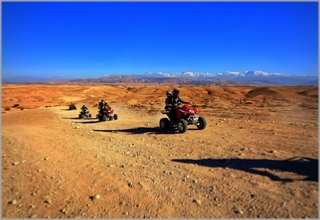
<box><xmin>69</xmin><ymin>104</ymin><xmax>77</xmax><ymax>110</ymax></box>
<box><xmin>160</xmin><ymin>103</ymin><xmax>207</xmax><ymax>133</ymax></box>
<box><xmin>79</xmin><ymin>109</ymin><xmax>92</xmax><ymax>119</ymax></box>
<box><xmin>97</xmin><ymin>108</ymin><xmax>118</xmax><ymax>122</ymax></box>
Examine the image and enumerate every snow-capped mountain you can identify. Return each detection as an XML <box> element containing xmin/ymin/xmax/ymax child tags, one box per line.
<box><xmin>143</xmin><ymin>71</ymin><xmax>213</xmax><ymax>78</ymax></box>
<box><xmin>141</xmin><ymin>70</ymin><xmax>289</xmax><ymax>79</ymax></box>
<box><xmin>136</xmin><ymin>71</ymin><xmax>318</xmax><ymax>86</ymax></box>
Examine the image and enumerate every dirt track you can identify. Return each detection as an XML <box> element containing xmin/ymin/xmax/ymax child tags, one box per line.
<box><xmin>1</xmin><ymin>84</ymin><xmax>318</xmax><ymax>218</ymax></box>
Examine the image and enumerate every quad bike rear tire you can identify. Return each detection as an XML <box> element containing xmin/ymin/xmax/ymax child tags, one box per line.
<box><xmin>196</xmin><ymin>116</ymin><xmax>207</xmax><ymax>130</ymax></box>
<box><xmin>98</xmin><ymin>115</ymin><xmax>106</xmax><ymax>121</ymax></box>
<box><xmin>177</xmin><ymin>119</ymin><xmax>188</xmax><ymax>133</ymax></box>
<box><xmin>79</xmin><ymin>114</ymin><xmax>83</xmax><ymax>119</ymax></box>
<box><xmin>159</xmin><ymin>118</ymin><xmax>170</xmax><ymax>130</ymax></box>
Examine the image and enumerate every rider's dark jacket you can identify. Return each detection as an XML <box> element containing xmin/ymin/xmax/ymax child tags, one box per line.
<box><xmin>171</xmin><ymin>95</ymin><xmax>189</xmax><ymax>108</ymax></box>
<box><xmin>165</xmin><ymin>96</ymin><xmax>172</xmax><ymax>109</ymax></box>
<box><xmin>99</xmin><ymin>102</ymin><xmax>110</xmax><ymax>110</ymax></box>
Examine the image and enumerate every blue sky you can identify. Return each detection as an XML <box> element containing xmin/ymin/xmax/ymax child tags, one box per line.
<box><xmin>2</xmin><ymin>1</ymin><xmax>319</xmax><ymax>79</ymax></box>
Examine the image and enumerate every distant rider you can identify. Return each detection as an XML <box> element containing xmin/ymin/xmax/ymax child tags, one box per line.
<box><xmin>81</xmin><ymin>104</ymin><xmax>88</xmax><ymax>113</ymax></box>
<box><xmin>98</xmin><ymin>100</ymin><xmax>110</xmax><ymax>114</ymax></box>
<box><xmin>104</xmin><ymin>101</ymin><xmax>111</xmax><ymax>110</ymax></box>
<box><xmin>69</xmin><ymin>102</ymin><xmax>76</xmax><ymax>110</ymax></box>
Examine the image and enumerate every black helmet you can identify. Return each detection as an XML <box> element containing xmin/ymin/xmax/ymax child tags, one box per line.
<box><xmin>166</xmin><ymin>90</ymin><xmax>172</xmax><ymax>96</ymax></box>
<box><xmin>173</xmin><ymin>89</ymin><xmax>180</xmax><ymax>95</ymax></box>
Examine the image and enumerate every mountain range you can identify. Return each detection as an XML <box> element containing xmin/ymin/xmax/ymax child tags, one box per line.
<box><xmin>135</xmin><ymin>71</ymin><xmax>318</xmax><ymax>86</ymax></box>
<box><xmin>2</xmin><ymin>71</ymin><xmax>318</xmax><ymax>86</ymax></box>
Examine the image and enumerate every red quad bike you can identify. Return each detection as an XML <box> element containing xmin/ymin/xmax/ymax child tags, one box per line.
<box><xmin>69</xmin><ymin>103</ymin><xmax>77</xmax><ymax>110</ymax></box>
<box><xmin>159</xmin><ymin>103</ymin><xmax>207</xmax><ymax>133</ymax></box>
<box><xmin>97</xmin><ymin>108</ymin><xmax>118</xmax><ymax>122</ymax></box>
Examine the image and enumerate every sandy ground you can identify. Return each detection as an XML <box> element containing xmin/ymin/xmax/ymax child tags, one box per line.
<box><xmin>1</xmin><ymin>84</ymin><xmax>318</xmax><ymax>218</ymax></box>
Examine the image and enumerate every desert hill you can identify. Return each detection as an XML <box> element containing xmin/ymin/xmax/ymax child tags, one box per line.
<box><xmin>1</xmin><ymin>84</ymin><xmax>318</xmax><ymax>218</ymax></box>
<box><xmin>48</xmin><ymin>76</ymin><xmax>251</xmax><ymax>86</ymax></box>
<box><xmin>2</xmin><ymin>84</ymin><xmax>318</xmax><ymax>112</ymax></box>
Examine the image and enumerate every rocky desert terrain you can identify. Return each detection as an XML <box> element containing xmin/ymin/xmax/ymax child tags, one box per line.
<box><xmin>1</xmin><ymin>84</ymin><xmax>318</xmax><ymax>218</ymax></box>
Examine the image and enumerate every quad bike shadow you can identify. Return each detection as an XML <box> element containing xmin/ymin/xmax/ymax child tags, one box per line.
<box><xmin>93</xmin><ymin>127</ymin><xmax>162</xmax><ymax>134</ymax></box>
<box><xmin>172</xmin><ymin>157</ymin><xmax>318</xmax><ymax>182</ymax></box>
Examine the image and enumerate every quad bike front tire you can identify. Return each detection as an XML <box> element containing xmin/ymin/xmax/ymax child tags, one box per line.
<box><xmin>79</xmin><ymin>114</ymin><xmax>83</xmax><ymax>119</ymax></box>
<box><xmin>114</xmin><ymin>114</ymin><xmax>118</xmax><ymax>120</ymax></box>
<box><xmin>159</xmin><ymin>118</ymin><xmax>170</xmax><ymax>130</ymax></box>
<box><xmin>196</xmin><ymin>116</ymin><xmax>207</xmax><ymax>130</ymax></box>
<box><xmin>177</xmin><ymin>119</ymin><xmax>188</xmax><ymax>133</ymax></box>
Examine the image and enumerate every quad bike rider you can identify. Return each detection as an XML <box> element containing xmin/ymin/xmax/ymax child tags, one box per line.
<box><xmin>79</xmin><ymin>104</ymin><xmax>92</xmax><ymax>118</ymax></box>
<box><xmin>164</xmin><ymin>90</ymin><xmax>173</xmax><ymax>110</ymax></box>
<box><xmin>97</xmin><ymin>100</ymin><xmax>118</xmax><ymax>121</ymax></box>
<box><xmin>69</xmin><ymin>102</ymin><xmax>77</xmax><ymax>110</ymax></box>
<box><xmin>160</xmin><ymin>89</ymin><xmax>207</xmax><ymax>133</ymax></box>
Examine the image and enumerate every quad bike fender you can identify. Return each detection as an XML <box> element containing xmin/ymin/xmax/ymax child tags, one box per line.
<box><xmin>177</xmin><ymin>108</ymin><xmax>195</xmax><ymax>119</ymax></box>
<box><xmin>176</xmin><ymin>109</ymin><xmax>184</xmax><ymax>119</ymax></box>
<box><xmin>103</xmin><ymin>108</ymin><xmax>114</xmax><ymax>114</ymax></box>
